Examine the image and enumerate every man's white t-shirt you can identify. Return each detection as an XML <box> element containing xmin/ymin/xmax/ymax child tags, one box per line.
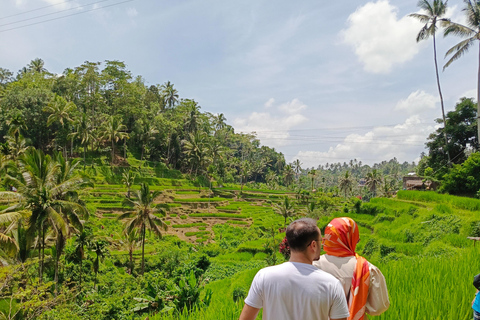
<box><xmin>244</xmin><ymin>262</ymin><xmax>349</xmax><ymax>320</ymax></box>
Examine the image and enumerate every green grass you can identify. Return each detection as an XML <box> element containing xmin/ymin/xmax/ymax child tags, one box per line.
<box><xmin>173</xmin><ymin>197</ymin><xmax>227</xmax><ymax>202</ymax></box>
<box><xmin>189</xmin><ymin>213</ymin><xmax>249</xmax><ymax>219</ymax></box>
<box><xmin>172</xmin><ymin>223</ymin><xmax>208</xmax><ymax>228</ymax></box>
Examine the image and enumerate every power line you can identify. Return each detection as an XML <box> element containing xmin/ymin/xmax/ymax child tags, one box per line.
<box><xmin>0</xmin><ymin>0</ymin><xmax>117</xmax><ymax>28</ymax></box>
<box><xmin>0</xmin><ymin>0</ymin><xmax>78</xmax><ymax>20</ymax></box>
<box><xmin>0</xmin><ymin>0</ymin><xmax>133</xmax><ymax>33</ymax></box>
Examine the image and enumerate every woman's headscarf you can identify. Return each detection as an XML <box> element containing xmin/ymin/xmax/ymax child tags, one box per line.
<box><xmin>323</xmin><ymin>217</ymin><xmax>370</xmax><ymax>320</ymax></box>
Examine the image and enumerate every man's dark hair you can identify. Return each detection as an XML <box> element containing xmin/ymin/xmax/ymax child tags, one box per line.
<box><xmin>286</xmin><ymin>218</ymin><xmax>320</xmax><ymax>252</ymax></box>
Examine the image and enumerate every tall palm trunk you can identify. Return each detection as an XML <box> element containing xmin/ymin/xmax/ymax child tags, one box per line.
<box><xmin>433</xmin><ymin>33</ymin><xmax>451</xmax><ymax>164</ymax></box>
<box><xmin>477</xmin><ymin>41</ymin><xmax>480</xmax><ymax>145</ymax></box>
<box><xmin>54</xmin><ymin>238</ymin><xmax>60</xmax><ymax>296</ymax></box>
<box><xmin>141</xmin><ymin>224</ymin><xmax>146</xmax><ymax>275</ymax></box>
<box><xmin>111</xmin><ymin>139</ymin><xmax>115</xmax><ymax>165</ymax></box>
<box><xmin>129</xmin><ymin>248</ymin><xmax>134</xmax><ymax>274</ymax></box>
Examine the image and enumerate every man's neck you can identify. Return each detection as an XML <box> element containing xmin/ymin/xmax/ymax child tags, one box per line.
<box><xmin>289</xmin><ymin>252</ymin><xmax>313</xmax><ymax>265</ymax></box>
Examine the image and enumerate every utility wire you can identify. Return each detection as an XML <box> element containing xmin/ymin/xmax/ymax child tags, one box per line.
<box><xmin>0</xmin><ymin>0</ymin><xmax>117</xmax><ymax>27</ymax></box>
<box><xmin>0</xmin><ymin>0</ymin><xmax>78</xmax><ymax>19</ymax></box>
<box><xmin>0</xmin><ymin>0</ymin><xmax>133</xmax><ymax>33</ymax></box>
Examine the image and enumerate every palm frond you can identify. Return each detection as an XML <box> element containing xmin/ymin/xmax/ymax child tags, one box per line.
<box><xmin>444</xmin><ymin>37</ymin><xmax>476</xmax><ymax>69</ymax></box>
<box><xmin>0</xmin><ymin>233</ymin><xmax>18</xmax><ymax>256</ymax></box>
<box><xmin>0</xmin><ymin>211</ymin><xmax>22</xmax><ymax>224</ymax></box>
<box><xmin>47</xmin><ymin>207</ymin><xmax>67</xmax><ymax>237</ymax></box>
<box><xmin>409</xmin><ymin>13</ymin><xmax>431</xmax><ymax>24</ymax></box>
<box><xmin>443</xmin><ymin>21</ymin><xmax>476</xmax><ymax>37</ymax></box>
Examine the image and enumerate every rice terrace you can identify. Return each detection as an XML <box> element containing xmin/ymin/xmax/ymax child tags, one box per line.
<box><xmin>2</xmin><ymin>0</ymin><xmax>480</xmax><ymax>319</ymax></box>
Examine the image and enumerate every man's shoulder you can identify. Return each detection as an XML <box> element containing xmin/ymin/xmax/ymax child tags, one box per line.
<box><xmin>258</xmin><ymin>262</ymin><xmax>341</xmax><ymax>282</ymax></box>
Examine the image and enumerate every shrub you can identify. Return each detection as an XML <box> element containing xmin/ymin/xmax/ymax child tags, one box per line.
<box><xmin>362</xmin><ymin>238</ymin><xmax>378</xmax><ymax>256</ymax></box>
<box><xmin>380</xmin><ymin>244</ymin><xmax>396</xmax><ymax>257</ymax></box>
<box><xmin>232</xmin><ymin>286</ymin><xmax>247</xmax><ymax>303</ymax></box>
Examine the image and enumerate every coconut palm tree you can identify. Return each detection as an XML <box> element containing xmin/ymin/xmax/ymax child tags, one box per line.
<box><xmin>293</xmin><ymin>159</ymin><xmax>302</xmax><ymax>181</ymax></box>
<box><xmin>0</xmin><ymin>211</ymin><xmax>21</xmax><ymax>258</ymax></box>
<box><xmin>118</xmin><ymin>183</ymin><xmax>167</xmax><ymax>275</ymax></box>
<box><xmin>138</xmin><ymin>122</ymin><xmax>158</xmax><ymax>161</ymax></box>
<box><xmin>122</xmin><ymin>169</ymin><xmax>136</xmax><ymax>199</ymax></box>
<box><xmin>308</xmin><ymin>169</ymin><xmax>317</xmax><ymax>191</ymax></box>
<box><xmin>160</xmin><ymin>81</ymin><xmax>179</xmax><ymax>109</ymax></box>
<box><xmin>44</xmin><ymin>94</ymin><xmax>76</xmax><ymax>157</ymax></box>
<box><xmin>69</xmin><ymin>113</ymin><xmax>94</xmax><ymax>169</ymax></box>
<box><xmin>409</xmin><ymin>0</ymin><xmax>451</xmax><ymax>163</ymax></box>
<box><xmin>443</xmin><ymin>0</ymin><xmax>480</xmax><ymax>144</ymax></box>
<box><xmin>120</xmin><ymin>229</ymin><xmax>140</xmax><ymax>274</ymax></box>
<box><xmin>89</xmin><ymin>239</ymin><xmax>109</xmax><ymax>290</ymax></box>
<box><xmin>339</xmin><ymin>170</ymin><xmax>355</xmax><ymax>198</ymax></box>
<box><xmin>366</xmin><ymin>169</ymin><xmax>382</xmax><ymax>197</ymax></box>
<box><xmin>1</xmin><ymin>148</ymin><xmax>89</xmax><ymax>282</ymax></box>
<box><xmin>101</xmin><ymin>115</ymin><xmax>129</xmax><ymax>165</ymax></box>
<box><xmin>274</xmin><ymin>196</ymin><xmax>296</xmax><ymax>229</ymax></box>
<box><xmin>283</xmin><ymin>164</ymin><xmax>295</xmax><ymax>187</ymax></box>
<box><xmin>73</xmin><ymin>227</ymin><xmax>92</xmax><ymax>289</ymax></box>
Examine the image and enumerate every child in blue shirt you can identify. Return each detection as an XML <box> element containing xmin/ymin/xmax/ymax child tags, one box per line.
<box><xmin>473</xmin><ymin>274</ymin><xmax>480</xmax><ymax>320</ymax></box>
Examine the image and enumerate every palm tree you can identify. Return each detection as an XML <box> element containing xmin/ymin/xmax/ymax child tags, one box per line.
<box><xmin>73</xmin><ymin>227</ymin><xmax>92</xmax><ymax>289</ymax></box>
<box><xmin>101</xmin><ymin>115</ymin><xmax>129</xmax><ymax>165</ymax></box>
<box><xmin>293</xmin><ymin>159</ymin><xmax>302</xmax><ymax>181</ymax></box>
<box><xmin>304</xmin><ymin>201</ymin><xmax>322</xmax><ymax>220</ymax></box>
<box><xmin>118</xmin><ymin>183</ymin><xmax>167</xmax><ymax>275</ymax></box>
<box><xmin>139</xmin><ymin>123</ymin><xmax>158</xmax><ymax>161</ymax></box>
<box><xmin>89</xmin><ymin>239</ymin><xmax>109</xmax><ymax>290</ymax></box>
<box><xmin>274</xmin><ymin>196</ymin><xmax>296</xmax><ymax>229</ymax></box>
<box><xmin>182</xmin><ymin>132</ymin><xmax>210</xmax><ymax>175</ymax></box>
<box><xmin>0</xmin><ymin>211</ymin><xmax>22</xmax><ymax>258</ymax></box>
<box><xmin>409</xmin><ymin>0</ymin><xmax>451</xmax><ymax>163</ymax></box>
<box><xmin>69</xmin><ymin>113</ymin><xmax>94</xmax><ymax>169</ymax></box>
<box><xmin>1</xmin><ymin>148</ymin><xmax>89</xmax><ymax>282</ymax></box>
<box><xmin>366</xmin><ymin>169</ymin><xmax>382</xmax><ymax>197</ymax></box>
<box><xmin>339</xmin><ymin>170</ymin><xmax>355</xmax><ymax>198</ymax></box>
<box><xmin>308</xmin><ymin>169</ymin><xmax>317</xmax><ymax>191</ymax></box>
<box><xmin>122</xmin><ymin>169</ymin><xmax>136</xmax><ymax>198</ymax></box>
<box><xmin>121</xmin><ymin>229</ymin><xmax>140</xmax><ymax>274</ymax></box>
<box><xmin>443</xmin><ymin>0</ymin><xmax>480</xmax><ymax>144</ymax></box>
<box><xmin>44</xmin><ymin>94</ymin><xmax>76</xmax><ymax>157</ymax></box>
<box><xmin>283</xmin><ymin>164</ymin><xmax>295</xmax><ymax>187</ymax></box>
<box><xmin>160</xmin><ymin>81</ymin><xmax>179</xmax><ymax>109</ymax></box>
<box><xmin>27</xmin><ymin>58</ymin><xmax>47</xmax><ymax>73</ymax></box>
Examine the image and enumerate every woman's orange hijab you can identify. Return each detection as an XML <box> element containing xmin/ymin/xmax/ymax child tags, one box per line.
<box><xmin>323</xmin><ymin>217</ymin><xmax>370</xmax><ymax>320</ymax></box>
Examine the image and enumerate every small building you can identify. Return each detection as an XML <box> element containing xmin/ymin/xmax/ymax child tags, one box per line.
<box><xmin>402</xmin><ymin>176</ymin><xmax>438</xmax><ymax>190</ymax></box>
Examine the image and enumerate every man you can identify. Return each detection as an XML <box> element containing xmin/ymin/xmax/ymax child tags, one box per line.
<box><xmin>313</xmin><ymin>217</ymin><xmax>390</xmax><ymax>320</ymax></box>
<box><xmin>239</xmin><ymin>218</ymin><xmax>349</xmax><ymax>320</ymax></box>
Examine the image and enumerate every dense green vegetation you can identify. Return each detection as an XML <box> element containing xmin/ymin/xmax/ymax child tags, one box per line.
<box><xmin>2</xmin><ymin>0</ymin><xmax>480</xmax><ymax>316</ymax></box>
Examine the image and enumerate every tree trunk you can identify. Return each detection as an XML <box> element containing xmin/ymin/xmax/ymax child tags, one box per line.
<box><xmin>38</xmin><ymin>228</ymin><xmax>42</xmax><ymax>282</ymax></box>
<box><xmin>111</xmin><ymin>139</ymin><xmax>115</xmax><ymax>165</ymax></box>
<box><xmin>141</xmin><ymin>224</ymin><xmax>146</xmax><ymax>275</ymax></box>
<box><xmin>433</xmin><ymin>33</ymin><xmax>451</xmax><ymax>164</ymax></box>
<box><xmin>129</xmin><ymin>249</ymin><xmax>133</xmax><ymax>274</ymax></box>
<box><xmin>477</xmin><ymin>41</ymin><xmax>480</xmax><ymax>147</ymax></box>
<box><xmin>79</xmin><ymin>248</ymin><xmax>83</xmax><ymax>289</ymax></box>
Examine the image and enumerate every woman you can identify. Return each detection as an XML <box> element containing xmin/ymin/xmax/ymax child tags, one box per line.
<box><xmin>313</xmin><ymin>217</ymin><xmax>389</xmax><ymax>320</ymax></box>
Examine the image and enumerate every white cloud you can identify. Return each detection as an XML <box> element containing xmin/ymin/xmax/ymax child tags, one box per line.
<box><xmin>292</xmin><ymin>115</ymin><xmax>435</xmax><ymax>167</ymax></box>
<box><xmin>395</xmin><ymin>90</ymin><xmax>437</xmax><ymax>114</ymax></box>
<box><xmin>459</xmin><ymin>89</ymin><xmax>476</xmax><ymax>100</ymax></box>
<box><xmin>233</xmin><ymin>98</ymin><xmax>309</xmax><ymax>147</ymax></box>
<box><xmin>342</xmin><ymin>0</ymin><xmax>423</xmax><ymax>74</ymax></box>
<box><xmin>264</xmin><ymin>98</ymin><xmax>275</xmax><ymax>108</ymax></box>
<box><xmin>127</xmin><ymin>7</ymin><xmax>138</xmax><ymax>18</ymax></box>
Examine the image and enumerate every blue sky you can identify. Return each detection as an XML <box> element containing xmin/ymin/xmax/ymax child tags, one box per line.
<box><xmin>1</xmin><ymin>0</ymin><xmax>477</xmax><ymax>168</ymax></box>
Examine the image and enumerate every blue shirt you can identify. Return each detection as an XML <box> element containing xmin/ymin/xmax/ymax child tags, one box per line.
<box><xmin>473</xmin><ymin>292</ymin><xmax>480</xmax><ymax>312</ymax></box>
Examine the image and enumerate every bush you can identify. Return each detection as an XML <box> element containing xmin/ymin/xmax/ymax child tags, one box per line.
<box><xmin>362</xmin><ymin>238</ymin><xmax>378</xmax><ymax>256</ymax></box>
<box><xmin>380</xmin><ymin>244</ymin><xmax>396</xmax><ymax>257</ymax></box>
<box><xmin>360</xmin><ymin>203</ymin><xmax>382</xmax><ymax>216</ymax></box>
<box><xmin>232</xmin><ymin>286</ymin><xmax>247</xmax><ymax>303</ymax></box>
